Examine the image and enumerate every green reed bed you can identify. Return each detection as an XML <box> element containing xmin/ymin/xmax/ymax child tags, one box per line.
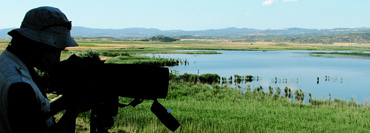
<box><xmin>62</xmin><ymin>48</ymin><xmax>187</xmax><ymax>66</ymax></box>
<box><xmin>310</xmin><ymin>51</ymin><xmax>370</xmax><ymax>57</ymax></box>
<box><xmin>105</xmin><ymin>55</ymin><xmax>187</xmax><ymax>66</ymax></box>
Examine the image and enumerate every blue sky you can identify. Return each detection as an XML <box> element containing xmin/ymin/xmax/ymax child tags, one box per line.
<box><xmin>1</xmin><ymin>0</ymin><xmax>369</xmax><ymax>31</ymax></box>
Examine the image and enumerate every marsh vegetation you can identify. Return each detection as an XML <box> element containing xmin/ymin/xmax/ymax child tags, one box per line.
<box><xmin>72</xmin><ymin>72</ymin><xmax>370</xmax><ymax>132</ymax></box>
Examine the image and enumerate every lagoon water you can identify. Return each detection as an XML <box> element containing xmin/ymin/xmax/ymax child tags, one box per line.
<box><xmin>145</xmin><ymin>51</ymin><xmax>370</xmax><ymax>103</ymax></box>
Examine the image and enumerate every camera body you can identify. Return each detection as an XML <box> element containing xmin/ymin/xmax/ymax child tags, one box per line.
<box><xmin>48</xmin><ymin>54</ymin><xmax>169</xmax><ymax>99</ymax></box>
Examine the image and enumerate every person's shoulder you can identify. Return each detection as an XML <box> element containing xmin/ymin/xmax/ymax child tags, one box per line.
<box><xmin>0</xmin><ymin>51</ymin><xmax>20</xmax><ymax>75</ymax></box>
<box><xmin>0</xmin><ymin>50</ymin><xmax>32</xmax><ymax>83</ymax></box>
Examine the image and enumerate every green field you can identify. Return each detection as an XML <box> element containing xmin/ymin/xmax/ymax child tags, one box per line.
<box><xmin>2</xmin><ymin>38</ymin><xmax>370</xmax><ymax>132</ymax></box>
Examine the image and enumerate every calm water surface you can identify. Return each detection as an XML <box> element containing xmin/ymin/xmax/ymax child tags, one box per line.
<box><xmin>145</xmin><ymin>51</ymin><xmax>370</xmax><ymax>103</ymax></box>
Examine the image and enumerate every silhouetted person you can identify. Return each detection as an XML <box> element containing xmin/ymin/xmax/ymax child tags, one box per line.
<box><xmin>0</xmin><ymin>6</ymin><xmax>88</xmax><ymax>133</ymax></box>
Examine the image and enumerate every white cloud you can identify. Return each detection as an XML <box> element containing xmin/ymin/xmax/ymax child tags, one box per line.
<box><xmin>262</xmin><ymin>0</ymin><xmax>277</xmax><ymax>6</ymax></box>
<box><xmin>283</xmin><ymin>0</ymin><xmax>298</xmax><ymax>2</ymax></box>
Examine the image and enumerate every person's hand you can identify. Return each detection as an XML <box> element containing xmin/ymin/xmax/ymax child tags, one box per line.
<box><xmin>51</xmin><ymin>93</ymin><xmax>94</xmax><ymax>115</ymax></box>
<box><xmin>73</xmin><ymin>93</ymin><xmax>94</xmax><ymax>114</ymax></box>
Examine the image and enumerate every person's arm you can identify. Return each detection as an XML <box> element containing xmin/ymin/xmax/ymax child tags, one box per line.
<box><xmin>49</xmin><ymin>108</ymin><xmax>78</xmax><ymax>133</ymax></box>
<box><xmin>49</xmin><ymin>95</ymin><xmax>67</xmax><ymax>116</ymax></box>
<box><xmin>8</xmin><ymin>82</ymin><xmax>47</xmax><ymax>133</ymax></box>
<box><xmin>8</xmin><ymin>82</ymin><xmax>79</xmax><ymax>133</ymax></box>
<box><xmin>49</xmin><ymin>96</ymin><xmax>79</xmax><ymax>133</ymax></box>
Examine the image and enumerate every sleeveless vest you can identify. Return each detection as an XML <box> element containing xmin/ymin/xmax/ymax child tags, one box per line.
<box><xmin>0</xmin><ymin>50</ymin><xmax>54</xmax><ymax>133</ymax></box>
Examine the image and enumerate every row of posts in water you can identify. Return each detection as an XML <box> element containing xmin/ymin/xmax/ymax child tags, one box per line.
<box><xmin>222</xmin><ymin>75</ymin><xmax>343</xmax><ymax>84</ymax></box>
<box><xmin>317</xmin><ymin>76</ymin><xmax>343</xmax><ymax>84</ymax></box>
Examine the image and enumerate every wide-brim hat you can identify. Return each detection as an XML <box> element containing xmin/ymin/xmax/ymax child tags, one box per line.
<box><xmin>8</xmin><ymin>6</ymin><xmax>78</xmax><ymax>49</ymax></box>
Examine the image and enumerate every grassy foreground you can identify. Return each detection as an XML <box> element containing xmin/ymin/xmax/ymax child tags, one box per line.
<box><xmin>71</xmin><ymin>76</ymin><xmax>370</xmax><ymax>133</ymax></box>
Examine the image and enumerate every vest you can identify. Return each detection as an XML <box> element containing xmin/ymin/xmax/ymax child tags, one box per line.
<box><xmin>0</xmin><ymin>50</ymin><xmax>54</xmax><ymax>133</ymax></box>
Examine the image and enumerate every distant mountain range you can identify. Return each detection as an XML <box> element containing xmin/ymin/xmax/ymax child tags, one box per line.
<box><xmin>1</xmin><ymin>27</ymin><xmax>370</xmax><ymax>38</ymax></box>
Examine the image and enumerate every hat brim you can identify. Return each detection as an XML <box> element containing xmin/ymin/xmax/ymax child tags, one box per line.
<box><xmin>8</xmin><ymin>28</ymin><xmax>78</xmax><ymax>49</ymax></box>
